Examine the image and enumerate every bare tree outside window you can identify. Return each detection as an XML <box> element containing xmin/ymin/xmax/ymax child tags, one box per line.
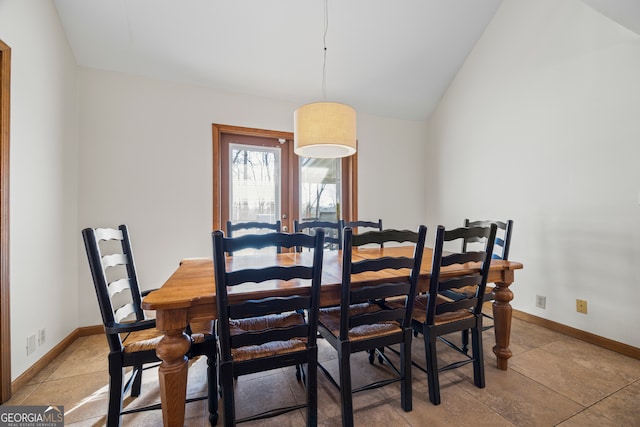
<box><xmin>230</xmin><ymin>146</ymin><xmax>279</xmax><ymax>223</ymax></box>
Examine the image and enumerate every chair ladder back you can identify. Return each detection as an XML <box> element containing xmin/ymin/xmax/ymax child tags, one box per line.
<box><xmin>212</xmin><ymin>229</ymin><xmax>325</xmax><ymax>361</ymax></box>
<box><xmin>425</xmin><ymin>224</ymin><xmax>497</xmax><ymax>325</ymax></box>
<box><xmin>82</xmin><ymin>225</ymin><xmax>146</xmax><ymax>350</ymax></box>
<box><xmin>339</xmin><ymin>226</ymin><xmax>427</xmax><ymax>338</ymax></box>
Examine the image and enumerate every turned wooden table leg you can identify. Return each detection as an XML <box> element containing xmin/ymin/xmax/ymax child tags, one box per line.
<box><xmin>155</xmin><ymin>309</ymin><xmax>191</xmax><ymax>427</ymax></box>
<box><xmin>492</xmin><ymin>277</ymin><xmax>514</xmax><ymax>370</ymax></box>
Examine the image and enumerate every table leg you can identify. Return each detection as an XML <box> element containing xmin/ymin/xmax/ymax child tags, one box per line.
<box><xmin>155</xmin><ymin>310</ymin><xmax>191</xmax><ymax>427</ymax></box>
<box><xmin>492</xmin><ymin>278</ymin><xmax>514</xmax><ymax>370</ymax></box>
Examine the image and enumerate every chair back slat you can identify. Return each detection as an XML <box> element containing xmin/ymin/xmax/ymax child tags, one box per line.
<box><xmin>435</xmin><ymin>298</ymin><xmax>477</xmax><ymax>315</ymax></box>
<box><xmin>230</xmin><ymin>325</ymin><xmax>309</xmax><ymax>349</ymax></box>
<box><xmin>101</xmin><ymin>253</ymin><xmax>129</xmax><ymax>269</ymax></box>
<box><xmin>349</xmin><ymin>308</ymin><xmax>406</xmax><ymax>329</ymax></box>
<box><xmin>438</xmin><ymin>275</ymin><xmax>481</xmax><ymax>293</ymax></box>
<box><xmin>225</xmin><ymin>231</ymin><xmax>314</xmax><ymax>253</ymax></box>
<box><xmin>114</xmin><ymin>302</ymin><xmax>137</xmax><ymax>323</ymax></box>
<box><xmin>352</xmin><ymin>228</ymin><xmax>416</xmax><ymax>247</ymax></box>
<box><xmin>344</xmin><ymin>219</ymin><xmax>383</xmax><ymax>233</ymax></box>
<box><xmin>229</xmin><ymin>296</ymin><xmax>311</xmax><ymax>319</ymax></box>
<box><xmin>350</xmin><ymin>256</ymin><xmax>414</xmax><ymax>275</ymax></box>
<box><xmin>350</xmin><ymin>282</ymin><xmax>412</xmax><ymax>304</ymax></box>
<box><xmin>441</xmin><ymin>250</ymin><xmax>486</xmax><ymax>267</ymax></box>
<box><xmin>94</xmin><ymin>227</ymin><xmax>123</xmax><ymax>241</ymax></box>
<box><xmin>107</xmin><ymin>278</ymin><xmax>133</xmax><ymax>299</ymax></box>
<box><xmin>226</xmin><ymin>265</ymin><xmax>314</xmax><ymax>286</ymax></box>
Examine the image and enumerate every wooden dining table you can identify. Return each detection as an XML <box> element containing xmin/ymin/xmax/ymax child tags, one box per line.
<box><xmin>142</xmin><ymin>246</ymin><xmax>523</xmax><ymax>427</ymax></box>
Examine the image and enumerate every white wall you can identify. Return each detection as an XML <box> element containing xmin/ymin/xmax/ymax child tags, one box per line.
<box><xmin>77</xmin><ymin>68</ymin><xmax>428</xmax><ymax>326</ymax></box>
<box><xmin>0</xmin><ymin>0</ymin><xmax>427</xmax><ymax>379</ymax></box>
<box><xmin>426</xmin><ymin>0</ymin><xmax>640</xmax><ymax>347</ymax></box>
<box><xmin>0</xmin><ymin>0</ymin><xmax>79</xmax><ymax>379</ymax></box>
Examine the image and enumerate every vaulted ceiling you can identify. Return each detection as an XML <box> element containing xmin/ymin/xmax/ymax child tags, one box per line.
<box><xmin>53</xmin><ymin>0</ymin><xmax>639</xmax><ymax>121</ymax></box>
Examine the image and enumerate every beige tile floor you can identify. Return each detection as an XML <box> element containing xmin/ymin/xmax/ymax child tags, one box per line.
<box><xmin>3</xmin><ymin>315</ymin><xmax>640</xmax><ymax>426</ymax></box>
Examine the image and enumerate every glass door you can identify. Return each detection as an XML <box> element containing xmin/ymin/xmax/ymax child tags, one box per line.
<box><xmin>299</xmin><ymin>157</ymin><xmax>342</xmax><ymax>222</ymax></box>
<box><xmin>220</xmin><ymin>132</ymin><xmax>292</xmax><ymax>233</ymax></box>
<box><xmin>229</xmin><ymin>143</ymin><xmax>281</xmax><ymax>226</ymax></box>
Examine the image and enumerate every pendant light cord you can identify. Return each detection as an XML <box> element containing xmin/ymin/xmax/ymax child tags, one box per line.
<box><xmin>322</xmin><ymin>0</ymin><xmax>328</xmax><ymax>102</ymax></box>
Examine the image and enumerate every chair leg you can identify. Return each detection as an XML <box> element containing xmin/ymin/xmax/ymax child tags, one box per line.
<box><xmin>207</xmin><ymin>354</ymin><xmax>218</xmax><ymax>426</ymax></box>
<box><xmin>306</xmin><ymin>352</ymin><xmax>318</xmax><ymax>426</ymax></box>
<box><xmin>107</xmin><ymin>362</ymin><xmax>124</xmax><ymax>427</ymax></box>
<box><xmin>131</xmin><ymin>364</ymin><xmax>142</xmax><ymax>397</ymax></box>
<box><xmin>471</xmin><ymin>320</ymin><xmax>486</xmax><ymax>389</ymax></box>
<box><xmin>219</xmin><ymin>361</ymin><xmax>235</xmax><ymax>427</ymax></box>
<box><xmin>400</xmin><ymin>332</ymin><xmax>412</xmax><ymax>412</ymax></box>
<box><xmin>423</xmin><ymin>326</ymin><xmax>441</xmax><ymax>405</ymax></box>
<box><xmin>461</xmin><ymin>329</ymin><xmax>470</xmax><ymax>354</ymax></box>
<box><xmin>338</xmin><ymin>341</ymin><xmax>354</xmax><ymax>427</ymax></box>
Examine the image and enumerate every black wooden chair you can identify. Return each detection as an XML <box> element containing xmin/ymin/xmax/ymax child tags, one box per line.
<box><xmin>294</xmin><ymin>219</ymin><xmax>343</xmax><ymax>250</ymax></box>
<box><xmin>409</xmin><ymin>223</ymin><xmax>497</xmax><ymax>405</ymax></box>
<box><xmin>317</xmin><ymin>226</ymin><xmax>427</xmax><ymax>427</ymax></box>
<box><xmin>211</xmin><ymin>229</ymin><xmax>325</xmax><ymax>426</ymax></box>
<box><xmin>225</xmin><ymin>220</ymin><xmax>282</xmax><ymax>255</ymax></box>
<box><xmin>82</xmin><ymin>225</ymin><xmax>217</xmax><ymax>427</ymax></box>
<box><xmin>444</xmin><ymin>219</ymin><xmax>513</xmax><ymax>351</ymax></box>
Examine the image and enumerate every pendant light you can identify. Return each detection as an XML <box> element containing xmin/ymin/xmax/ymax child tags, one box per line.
<box><xmin>294</xmin><ymin>0</ymin><xmax>357</xmax><ymax>158</ymax></box>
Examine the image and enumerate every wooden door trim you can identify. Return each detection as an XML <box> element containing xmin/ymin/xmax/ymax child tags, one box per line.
<box><xmin>0</xmin><ymin>38</ymin><xmax>11</xmax><ymax>403</ymax></box>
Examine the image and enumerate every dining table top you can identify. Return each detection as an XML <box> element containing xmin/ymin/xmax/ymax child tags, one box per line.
<box><xmin>142</xmin><ymin>246</ymin><xmax>523</xmax><ymax>314</ymax></box>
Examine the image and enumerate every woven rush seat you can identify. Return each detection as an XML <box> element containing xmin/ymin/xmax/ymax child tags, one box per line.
<box><xmin>448</xmin><ymin>284</ymin><xmax>495</xmax><ymax>299</ymax></box>
<box><xmin>121</xmin><ymin>320</ymin><xmax>215</xmax><ymax>353</ymax></box>
<box><xmin>385</xmin><ymin>293</ymin><xmax>452</xmax><ymax>318</ymax></box>
<box><xmin>121</xmin><ymin>328</ymin><xmax>163</xmax><ymax>353</ymax></box>
<box><xmin>411</xmin><ymin>295</ymin><xmax>474</xmax><ymax>325</ymax></box>
<box><xmin>229</xmin><ymin>313</ymin><xmax>308</xmax><ymax>362</ymax></box>
<box><xmin>318</xmin><ymin>303</ymin><xmax>401</xmax><ymax>341</ymax></box>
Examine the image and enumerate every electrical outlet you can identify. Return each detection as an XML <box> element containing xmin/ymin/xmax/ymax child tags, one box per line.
<box><xmin>535</xmin><ymin>295</ymin><xmax>546</xmax><ymax>309</ymax></box>
<box><xmin>38</xmin><ymin>328</ymin><xmax>46</xmax><ymax>346</ymax></box>
<box><xmin>576</xmin><ymin>299</ymin><xmax>588</xmax><ymax>314</ymax></box>
<box><xmin>26</xmin><ymin>334</ymin><xmax>36</xmax><ymax>355</ymax></box>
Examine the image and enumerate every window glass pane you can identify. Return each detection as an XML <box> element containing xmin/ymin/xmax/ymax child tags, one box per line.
<box><xmin>229</xmin><ymin>144</ymin><xmax>280</xmax><ymax>225</ymax></box>
<box><xmin>299</xmin><ymin>157</ymin><xmax>342</xmax><ymax>222</ymax></box>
